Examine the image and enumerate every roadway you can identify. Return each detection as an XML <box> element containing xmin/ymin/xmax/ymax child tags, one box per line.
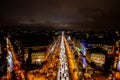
<box><xmin>1</xmin><ymin>32</ymin><xmax>119</xmax><ymax>80</ymax></box>
<box><xmin>27</xmin><ymin>35</ymin><xmax>61</xmax><ymax>80</ymax></box>
<box><xmin>63</xmin><ymin>34</ymin><xmax>79</xmax><ymax>80</ymax></box>
<box><xmin>27</xmin><ymin>31</ymin><xmax>79</xmax><ymax>80</ymax></box>
<box><xmin>5</xmin><ymin>37</ymin><xmax>25</xmax><ymax>80</ymax></box>
<box><xmin>57</xmin><ymin>31</ymin><xmax>70</xmax><ymax>80</ymax></box>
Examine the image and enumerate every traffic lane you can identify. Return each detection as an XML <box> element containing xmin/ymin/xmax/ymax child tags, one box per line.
<box><xmin>63</xmin><ymin>36</ymin><xmax>79</xmax><ymax>80</ymax></box>
<box><xmin>27</xmin><ymin>44</ymin><xmax>60</xmax><ymax>80</ymax></box>
<box><xmin>57</xmin><ymin>33</ymin><xmax>70</xmax><ymax>80</ymax></box>
<box><xmin>7</xmin><ymin>38</ymin><xmax>26</xmax><ymax>79</ymax></box>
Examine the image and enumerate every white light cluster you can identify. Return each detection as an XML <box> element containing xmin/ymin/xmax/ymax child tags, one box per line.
<box><xmin>6</xmin><ymin>38</ymin><xmax>13</xmax><ymax>72</ymax></box>
<box><xmin>57</xmin><ymin>32</ymin><xmax>70</xmax><ymax>80</ymax></box>
<box><xmin>50</xmin><ymin>36</ymin><xmax>60</xmax><ymax>54</ymax></box>
<box><xmin>50</xmin><ymin>44</ymin><xmax>55</xmax><ymax>54</ymax></box>
<box><xmin>81</xmin><ymin>45</ymin><xmax>86</xmax><ymax>56</ymax></box>
<box><xmin>117</xmin><ymin>60</ymin><xmax>120</xmax><ymax>71</ymax></box>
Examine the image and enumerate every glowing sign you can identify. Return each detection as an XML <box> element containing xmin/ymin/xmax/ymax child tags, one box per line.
<box><xmin>83</xmin><ymin>57</ymin><xmax>86</xmax><ymax>68</ymax></box>
<box><xmin>76</xmin><ymin>47</ymin><xmax>82</xmax><ymax>52</ymax></box>
<box><xmin>81</xmin><ymin>46</ymin><xmax>86</xmax><ymax>56</ymax></box>
<box><xmin>80</xmin><ymin>41</ymin><xmax>88</xmax><ymax>46</ymax></box>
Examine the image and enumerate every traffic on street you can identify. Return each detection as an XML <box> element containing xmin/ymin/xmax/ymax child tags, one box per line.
<box><xmin>0</xmin><ymin>30</ymin><xmax>120</xmax><ymax>80</ymax></box>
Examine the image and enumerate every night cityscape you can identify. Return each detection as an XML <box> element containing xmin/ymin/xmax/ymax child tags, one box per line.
<box><xmin>0</xmin><ymin>0</ymin><xmax>120</xmax><ymax>80</ymax></box>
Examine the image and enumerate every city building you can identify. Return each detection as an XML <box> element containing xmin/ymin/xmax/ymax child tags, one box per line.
<box><xmin>24</xmin><ymin>46</ymin><xmax>48</xmax><ymax>65</ymax></box>
<box><xmin>91</xmin><ymin>53</ymin><xmax>105</xmax><ymax>67</ymax></box>
<box><xmin>31</xmin><ymin>51</ymin><xmax>45</xmax><ymax>64</ymax></box>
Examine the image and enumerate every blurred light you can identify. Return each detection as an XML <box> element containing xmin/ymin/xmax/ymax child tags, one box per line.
<box><xmin>68</xmin><ymin>36</ymin><xmax>71</xmax><ymax>41</ymax></box>
<box><xmin>83</xmin><ymin>57</ymin><xmax>86</xmax><ymax>68</ymax></box>
<box><xmin>37</xmin><ymin>59</ymin><xmax>41</xmax><ymax>61</ymax></box>
<box><xmin>117</xmin><ymin>60</ymin><xmax>120</xmax><ymax>71</ymax></box>
<box><xmin>80</xmin><ymin>41</ymin><xmax>88</xmax><ymax>47</ymax></box>
<box><xmin>88</xmin><ymin>44</ymin><xmax>93</xmax><ymax>47</ymax></box>
<box><xmin>81</xmin><ymin>46</ymin><xmax>86</xmax><ymax>56</ymax></box>
<box><xmin>76</xmin><ymin>47</ymin><xmax>82</xmax><ymax>52</ymax></box>
<box><xmin>14</xmin><ymin>64</ymin><xmax>19</xmax><ymax>71</ymax></box>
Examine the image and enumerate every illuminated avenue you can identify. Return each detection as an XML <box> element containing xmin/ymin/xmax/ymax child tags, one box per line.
<box><xmin>0</xmin><ymin>0</ymin><xmax>120</xmax><ymax>80</ymax></box>
<box><xmin>0</xmin><ymin>30</ymin><xmax>120</xmax><ymax>80</ymax></box>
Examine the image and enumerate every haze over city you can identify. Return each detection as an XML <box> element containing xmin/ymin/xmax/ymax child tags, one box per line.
<box><xmin>0</xmin><ymin>0</ymin><xmax>120</xmax><ymax>31</ymax></box>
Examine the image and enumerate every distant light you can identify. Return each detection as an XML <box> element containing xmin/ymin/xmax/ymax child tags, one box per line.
<box><xmin>81</xmin><ymin>46</ymin><xmax>86</xmax><ymax>56</ymax></box>
<box><xmin>88</xmin><ymin>44</ymin><xmax>93</xmax><ymax>47</ymax></box>
<box><xmin>76</xmin><ymin>47</ymin><xmax>82</xmax><ymax>52</ymax></box>
<box><xmin>83</xmin><ymin>57</ymin><xmax>86</xmax><ymax>68</ymax></box>
<box><xmin>80</xmin><ymin>41</ymin><xmax>88</xmax><ymax>46</ymax></box>
<box><xmin>62</xmin><ymin>31</ymin><xmax>64</xmax><ymax>35</ymax></box>
<box><xmin>37</xmin><ymin>59</ymin><xmax>41</xmax><ymax>61</ymax></box>
<box><xmin>117</xmin><ymin>60</ymin><xmax>120</xmax><ymax>71</ymax></box>
<box><xmin>6</xmin><ymin>38</ymin><xmax>9</xmax><ymax>44</ymax></box>
<box><xmin>68</xmin><ymin>36</ymin><xmax>71</xmax><ymax>41</ymax></box>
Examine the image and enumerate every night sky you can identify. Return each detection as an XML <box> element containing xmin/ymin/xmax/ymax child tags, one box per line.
<box><xmin>0</xmin><ymin>0</ymin><xmax>120</xmax><ymax>30</ymax></box>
